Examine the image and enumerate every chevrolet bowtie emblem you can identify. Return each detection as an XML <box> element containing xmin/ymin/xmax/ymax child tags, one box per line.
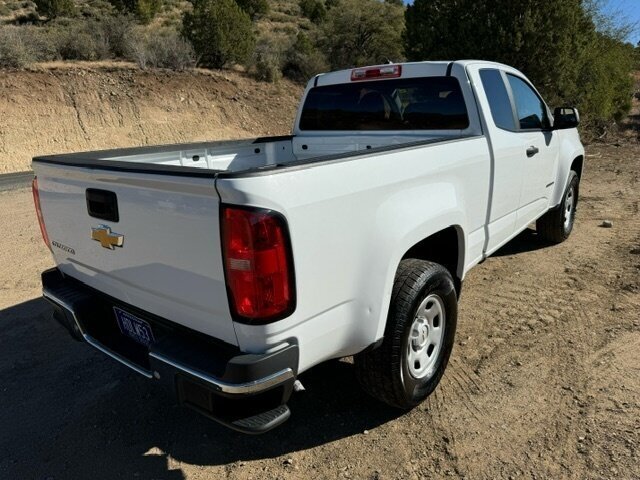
<box><xmin>91</xmin><ymin>225</ymin><xmax>124</xmax><ymax>250</ymax></box>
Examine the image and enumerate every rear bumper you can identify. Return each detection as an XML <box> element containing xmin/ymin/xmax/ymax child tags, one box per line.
<box><xmin>42</xmin><ymin>268</ymin><xmax>298</xmax><ymax>434</ymax></box>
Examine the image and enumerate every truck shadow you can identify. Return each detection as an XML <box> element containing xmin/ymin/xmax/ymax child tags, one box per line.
<box><xmin>0</xmin><ymin>298</ymin><xmax>400</xmax><ymax>480</ymax></box>
<box><xmin>490</xmin><ymin>227</ymin><xmax>555</xmax><ymax>257</ymax></box>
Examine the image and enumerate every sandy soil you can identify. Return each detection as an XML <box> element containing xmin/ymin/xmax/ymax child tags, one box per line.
<box><xmin>0</xmin><ymin>62</ymin><xmax>302</xmax><ymax>174</ymax></box>
<box><xmin>0</xmin><ymin>139</ymin><xmax>638</xmax><ymax>479</ymax></box>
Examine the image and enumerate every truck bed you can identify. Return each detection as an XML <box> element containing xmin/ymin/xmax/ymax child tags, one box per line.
<box><xmin>31</xmin><ymin>132</ymin><xmax>477</xmax><ymax>351</ymax></box>
<box><xmin>33</xmin><ymin>133</ymin><xmax>460</xmax><ymax>177</ymax></box>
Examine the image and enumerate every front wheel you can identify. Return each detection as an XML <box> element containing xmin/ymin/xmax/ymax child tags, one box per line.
<box><xmin>536</xmin><ymin>170</ymin><xmax>579</xmax><ymax>243</ymax></box>
<box><xmin>354</xmin><ymin>259</ymin><xmax>457</xmax><ymax>409</ymax></box>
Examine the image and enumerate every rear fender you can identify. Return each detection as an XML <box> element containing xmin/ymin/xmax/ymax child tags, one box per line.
<box><xmin>551</xmin><ymin>131</ymin><xmax>584</xmax><ymax>207</ymax></box>
<box><xmin>364</xmin><ymin>183</ymin><xmax>466</xmax><ymax>341</ymax></box>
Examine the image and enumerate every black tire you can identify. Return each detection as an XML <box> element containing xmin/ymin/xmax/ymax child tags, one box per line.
<box><xmin>536</xmin><ymin>170</ymin><xmax>579</xmax><ymax>244</ymax></box>
<box><xmin>354</xmin><ymin>259</ymin><xmax>457</xmax><ymax>409</ymax></box>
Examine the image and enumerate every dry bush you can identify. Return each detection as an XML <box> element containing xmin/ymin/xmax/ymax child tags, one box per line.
<box><xmin>0</xmin><ymin>26</ymin><xmax>33</xmax><ymax>67</ymax></box>
<box><xmin>252</xmin><ymin>34</ymin><xmax>286</xmax><ymax>82</ymax></box>
<box><xmin>99</xmin><ymin>14</ymin><xmax>136</xmax><ymax>58</ymax></box>
<box><xmin>48</xmin><ymin>19</ymin><xmax>111</xmax><ymax>60</ymax></box>
<box><xmin>128</xmin><ymin>29</ymin><xmax>196</xmax><ymax>70</ymax></box>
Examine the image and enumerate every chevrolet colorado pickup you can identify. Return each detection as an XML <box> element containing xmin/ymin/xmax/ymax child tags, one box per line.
<box><xmin>33</xmin><ymin>61</ymin><xmax>584</xmax><ymax>434</ymax></box>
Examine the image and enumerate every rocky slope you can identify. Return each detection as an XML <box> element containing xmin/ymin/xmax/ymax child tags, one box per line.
<box><xmin>0</xmin><ymin>61</ymin><xmax>303</xmax><ymax>173</ymax></box>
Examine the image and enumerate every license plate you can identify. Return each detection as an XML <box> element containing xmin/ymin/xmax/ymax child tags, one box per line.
<box><xmin>114</xmin><ymin>307</ymin><xmax>155</xmax><ymax>348</ymax></box>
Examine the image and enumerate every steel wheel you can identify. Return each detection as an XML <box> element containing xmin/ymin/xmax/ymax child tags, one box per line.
<box><xmin>355</xmin><ymin>259</ymin><xmax>457</xmax><ymax>409</ymax></box>
<box><xmin>536</xmin><ymin>170</ymin><xmax>579</xmax><ymax>244</ymax></box>
<box><xmin>564</xmin><ymin>183</ymin><xmax>575</xmax><ymax>232</ymax></box>
<box><xmin>406</xmin><ymin>294</ymin><xmax>445</xmax><ymax>380</ymax></box>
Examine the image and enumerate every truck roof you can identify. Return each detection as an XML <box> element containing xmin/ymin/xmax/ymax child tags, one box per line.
<box><xmin>308</xmin><ymin>60</ymin><xmax>521</xmax><ymax>89</ymax></box>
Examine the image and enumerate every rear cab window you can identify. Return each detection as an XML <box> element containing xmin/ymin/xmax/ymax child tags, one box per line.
<box><xmin>479</xmin><ymin>69</ymin><xmax>517</xmax><ymax>131</ymax></box>
<box><xmin>299</xmin><ymin>77</ymin><xmax>470</xmax><ymax>131</ymax></box>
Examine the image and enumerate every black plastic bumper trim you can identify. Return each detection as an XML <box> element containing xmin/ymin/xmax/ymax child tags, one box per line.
<box><xmin>41</xmin><ymin>268</ymin><xmax>298</xmax><ymax>433</ymax></box>
<box><xmin>148</xmin><ymin>350</ymin><xmax>294</xmax><ymax>395</ymax></box>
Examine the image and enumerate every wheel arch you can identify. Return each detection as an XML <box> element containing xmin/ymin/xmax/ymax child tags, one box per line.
<box><xmin>552</xmin><ymin>134</ymin><xmax>584</xmax><ymax>207</ymax></box>
<box><xmin>571</xmin><ymin>155</ymin><xmax>584</xmax><ymax>179</ymax></box>
<box><xmin>400</xmin><ymin>225</ymin><xmax>464</xmax><ymax>296</ymax></box>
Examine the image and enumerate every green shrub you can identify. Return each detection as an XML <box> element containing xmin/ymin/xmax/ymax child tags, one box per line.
<box><xmin>321</xmin><ymin>0</ymin><xmax>404</xmax><ymax>69</ymax></box>
<box><xmin>128</xmin><ymin>29</ymin><xmax>196</xmax><ymax>70</ymax></box>
<box><xmin>235</xmin><ymin>0</ymin><xmax>268</xmax><ymax>20</ymax></box>
<box><xmin>299</xmin><ymin>0</ymin><xmax>326</xmax><ymax>24</ymax></box>
<box><xmin>77</xmin><ymin>0</ymin><xmax>119</xmax><ymax>20</ymax></box>
<box><xmin>282</xmin><ymin>32</ymin><xmax>327</xmax><ymax>82</ymax></box>
<box><xmin>182</xmin><ymin>0</ymin><xmax>255</xmax><ymax>69</ymax></box>
<box><xmin>107</xmin><ymin>0</ymin><xmax>160</xmax><ymax>24</ymax></box>
<box><xmin>12</xmin><ymin>11</ymin><xmax>41</xmax><ymax>24</ymax></box>
<box><xmin>577</xmin><ymin>33</ymin><xmax>635</xmax><ymax>130</ymax></box>
<box><xmin>33</xmin><ymin>0</ymin><xmax>75</xmax><ymax>19</ymax></box>
<box><xmin>404</xmin><ymin>0</ymin><xmax>635</xmax><ymax>132</ymax></box>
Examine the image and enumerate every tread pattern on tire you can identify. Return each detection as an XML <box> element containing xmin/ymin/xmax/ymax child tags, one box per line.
<box><xmin>354</xmin><ymin>259</ymin><xmax>453</xmax><ymax>409</ymax></box>
<box><xmin>536</xmin><ymin>171</ymin><xmax>579</xmax><ymax>244</ymax></box>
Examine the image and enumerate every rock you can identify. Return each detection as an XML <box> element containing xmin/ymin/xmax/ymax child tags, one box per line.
<box><xmin>600</xmin><ymin>220</ymin><xmax>613</xmax><ymax>228</ymax></box>
<box><xmin>283</xmin><ymin>458</ymin><xmax>293</xmax><ymax>466</ymax></box>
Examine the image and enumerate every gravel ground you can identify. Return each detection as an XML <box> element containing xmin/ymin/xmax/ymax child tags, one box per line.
<box><xmin>0</xmin><ymin>142</ymin><xmax>638</xmax><ymax>480</ymax></box>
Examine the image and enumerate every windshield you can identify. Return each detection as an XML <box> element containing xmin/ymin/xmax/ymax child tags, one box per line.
<box><xmin>299</xmin><ymin>77</ymin><xmax>469</xmax><ymax>131</ymax></box>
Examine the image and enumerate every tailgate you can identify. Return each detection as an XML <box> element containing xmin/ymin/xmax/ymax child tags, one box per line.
<box><xmin>32</xmin><ymin>161</ymin><xmax>237</xmax><ymax>346</ymax></box>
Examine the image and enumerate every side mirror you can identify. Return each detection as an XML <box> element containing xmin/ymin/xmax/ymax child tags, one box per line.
<box><xmin>553</xmin><ymin>107</ymin><xmax>580</xmax><ymax>129</ymax></box>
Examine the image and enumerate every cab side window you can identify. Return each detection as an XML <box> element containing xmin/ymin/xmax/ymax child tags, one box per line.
<box><xmin>479</xmin><ymin>69</ymin><xmax>516</xmax><ymax>131</ymax></box>
<box><xmin>507</xmin><ymin>74</ymin><xmax>549</xmax><ymax>130</ymax></box>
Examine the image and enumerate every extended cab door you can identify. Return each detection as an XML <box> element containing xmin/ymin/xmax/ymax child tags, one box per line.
<box><xmin>504</xmin><ymin>73</ymin><xmax>559</xmax><ymax>225</ymax></box>
<box><xmin>470</xmin><ymin>67</ymin><xmax>558</xmax><ymax>254</ymax></box>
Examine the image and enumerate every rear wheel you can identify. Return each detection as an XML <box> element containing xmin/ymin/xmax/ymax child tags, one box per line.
<box><xmin>354</xmin><ymin>259</ymin><xmax>457</xmax><ymax>409</ymax></box>
<box><xmin>536</xmin><ymin>170</ymin><xmax>579</xmax><ymax>244</ymax></box>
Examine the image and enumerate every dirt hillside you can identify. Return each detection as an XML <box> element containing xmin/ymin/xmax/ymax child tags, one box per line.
<box><xmin>0</xmin><ymin>62</ymin><xmax>303</xmax><ymax>173</ymax></box>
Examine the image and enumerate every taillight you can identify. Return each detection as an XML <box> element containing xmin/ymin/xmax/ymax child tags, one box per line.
<box><xmin>32</xmin><ymin>177</ymin><xmax>52</xmax><ymax>251</ymax></box>
<box><xmin>221</xmin><ymin>206</ymin><xmax>295</xmax><ymax>323</ymax></box>
<box><xmin>351</xmin><ymin>64</ymin><xmax>402</xmax><ymax>81</ymax></box>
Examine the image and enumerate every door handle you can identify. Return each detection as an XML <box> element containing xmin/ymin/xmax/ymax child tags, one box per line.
<box><xmin>526</xmin><ymin>146</ymin><xmax>539</xmax><ymax>157</ymax></box>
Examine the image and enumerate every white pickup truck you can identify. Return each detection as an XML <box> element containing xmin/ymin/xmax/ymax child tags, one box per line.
<box><xmin>33</xmin><ymin>61</ymin><xmax>584</xmax><ymax>434</ymax></box>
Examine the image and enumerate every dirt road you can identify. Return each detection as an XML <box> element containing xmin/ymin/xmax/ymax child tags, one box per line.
<box><xmin>0</xmin><ymin>143</ymin><xmax>638</xmax><ymax>479</ymax></box>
